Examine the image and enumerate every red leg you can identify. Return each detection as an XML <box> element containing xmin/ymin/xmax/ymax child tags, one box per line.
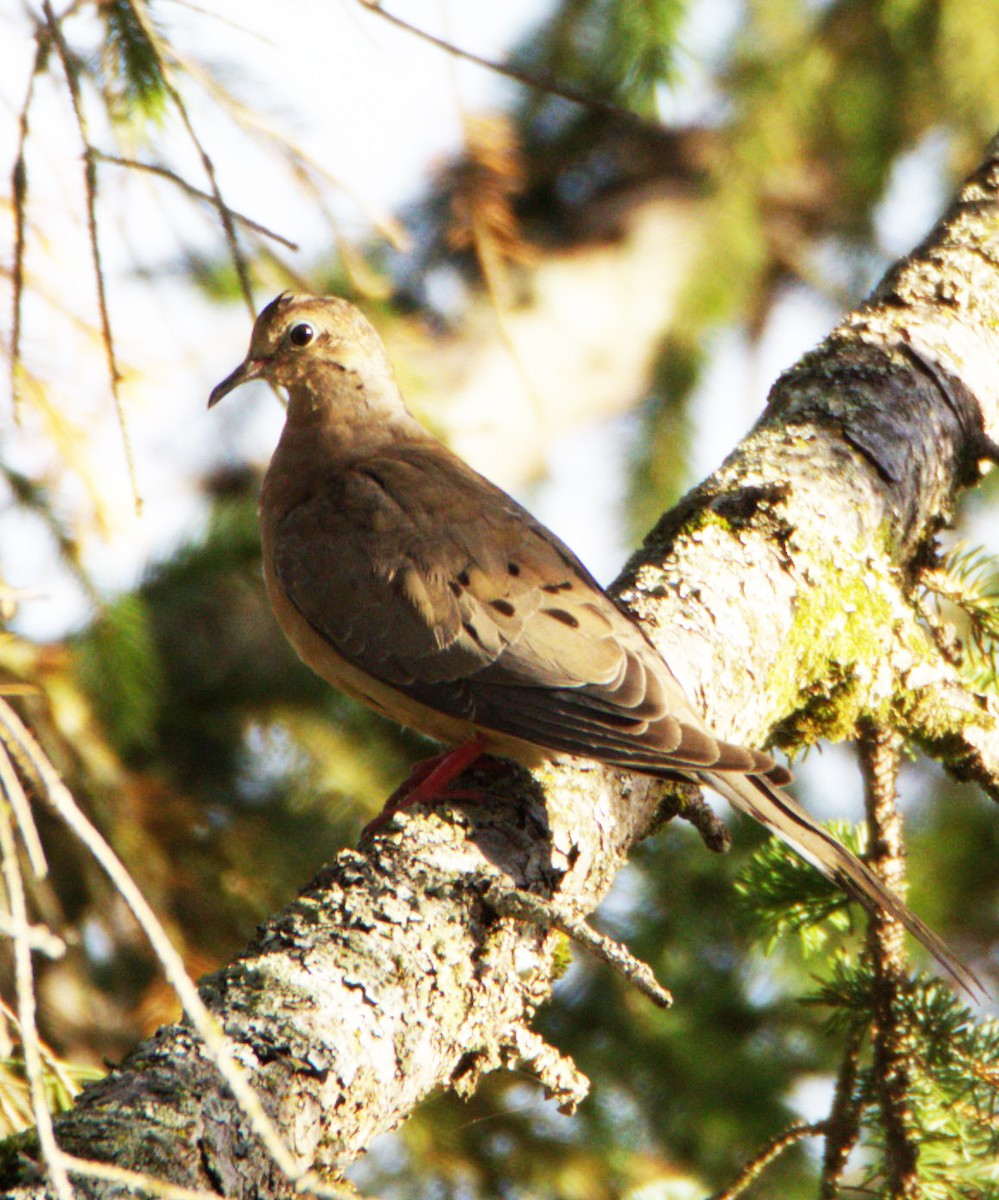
<box><xmin>362</xmin><ymin>737</ymin><xmax>491</xmax><ymax>837</ymax></box>
<box><xmin>392</xmin><ymin>749</ymin><xmax>455</xmax><ymax>794</ymax></box>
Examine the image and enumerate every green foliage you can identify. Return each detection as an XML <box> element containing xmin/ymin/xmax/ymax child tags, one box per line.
<box><xmin>926</xmin><ymin>543</ymin><xmax>999</xmax><ymax>693</ymax></box>
<box><xmin>735</xmin><ymin>819</ymin><xmax>861</xmax><ymax>952</ymax></box>
<box><xmin>510</xmin><ymin>0</ymin><xmax>685</xmax><ymax>113</ymax></box>
<box><xmin>741</xmin><ymin>831</ymin><xmax>999</xmax><ymax>1194</ymax></box>
<box><xmin>908</xmin><ymin>779</ymin><xmax>999</xmax><ymax>956</ymax></box>
<box><xmin>626</xmin><ymin>335</ymin><xmax>698</xmax><ymax>539</ymax></box>
<box><xmin>75</xmin><ymin>593</ymin><xmax>162</xmax><ymax>757</ymax></box>
<box><xmin>0</xmin><ymin>1053</ymin><xmax>103</xmax><ymax>1136</ymax></box>
<box><xmin>811</xmin><ymin>966</ymin><xmax>999</xmax><ymax>1196</ymax></box>
<box><xmin>97</xmin><ymin>0</ymin><xmax>169</xmax><ymax>127</ymax></box>
<box><xmin>602</xmin><ymin>0</ymin><xmax>686</xmax><ymax>109</ymax></box>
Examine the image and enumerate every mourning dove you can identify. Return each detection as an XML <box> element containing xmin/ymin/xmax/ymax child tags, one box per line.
<box><xmin>209</xmin><ymin>292</ymin><xmax>976</xmax><ymax>995</ymax></box>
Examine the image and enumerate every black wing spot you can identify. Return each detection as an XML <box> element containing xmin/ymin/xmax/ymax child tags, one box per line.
<box><xmin>490</xmin><ymin>598</ymin><xmax>515</xmax><ymax>617</ymax></box>
<box><xmin>543</xmin><ymin>607</ymin><xmax>579</xmax><ymax>628</ymax></box>
<box><xmin>541</xmin><ymin>580</ymin><xmax>573</xmax><ymax>594</ymax></box>
<box><xmin>448</xmin><ymin>580</ymin><xmax>462</xmax><ymax>597</ymax></box>
<box><xmin>463</xmin><ymin>621</ymin><xmax>484</xmax><ymax>646</ymax></box>
<box><xmin>507</xmin><ymin>561</ymin><xmax>521</xmax><ymax>576</ymax></box>
<box><xmin>457</xmin><ymin>570</ymin><xmax>471</xmax><ymax>587</ymax></box>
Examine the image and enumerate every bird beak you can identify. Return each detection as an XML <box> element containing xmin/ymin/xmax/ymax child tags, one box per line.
<box><xmin>208</xmin><ymin>358</ymin><xmax>266</xmax><ymax>408</ymax></box>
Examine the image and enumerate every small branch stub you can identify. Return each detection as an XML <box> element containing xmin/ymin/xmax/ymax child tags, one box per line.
<box><xmin>484</xmin><ymin>878</ymin><xmax>673</xmax><ymax>1009</ymax></box>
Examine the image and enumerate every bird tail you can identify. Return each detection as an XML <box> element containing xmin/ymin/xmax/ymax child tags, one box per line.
<box><xmin>702</xmin><ymin>769</ymin><xmax>983</xmax><ymax>1000</ymax></box>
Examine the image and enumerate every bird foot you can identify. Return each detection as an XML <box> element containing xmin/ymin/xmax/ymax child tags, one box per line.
<box><xmin>362</xmin><ymin>737</ymin><xmax>501</xmax><ymax>837</ymax></box>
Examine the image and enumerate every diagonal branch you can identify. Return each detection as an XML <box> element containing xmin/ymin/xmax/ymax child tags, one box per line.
<box><xmin>356</xmin><ymin>0</ymin><xmax>661</xmax><ymax>133</ymax></box>
<box><xmin>91</xmin><ymin>152</ymin><xmax>299</xmax><ymax>251</ymax></box>
<box><xmin>708</xmin><ymin>1120</ymin><xmax>827</xmax><ymax>1200</ymax></box>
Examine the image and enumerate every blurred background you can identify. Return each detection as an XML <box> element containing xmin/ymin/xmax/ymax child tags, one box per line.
<box><xmin>1</xmin><ymin>1</ymin><xmax>999</xmax><ymax>1195</ymax></box>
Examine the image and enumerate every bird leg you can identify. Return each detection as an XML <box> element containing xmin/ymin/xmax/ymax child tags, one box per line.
<box><xmin>362</xmin><ymin>736</ymin><xmax>496</xmax><ymax>836</ymax></box>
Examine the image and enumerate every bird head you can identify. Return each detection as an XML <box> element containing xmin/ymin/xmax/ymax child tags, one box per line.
<box><xmin>208</xmin><ymin>293</ymin><xmax>394</xmax><ymax>408</ymax></box>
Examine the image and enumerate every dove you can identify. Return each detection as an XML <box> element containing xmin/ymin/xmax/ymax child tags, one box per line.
<box><xmin>209</xmin><ymin>292</ymin><xmax>978</xmax><ymax>995</ymax></box>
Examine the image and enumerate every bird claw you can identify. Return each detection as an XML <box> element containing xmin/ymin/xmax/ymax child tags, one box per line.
<box><xmin>360</xmin><ymin>737</ymin><xmax>494</xmax><ymax>838</ymax></box>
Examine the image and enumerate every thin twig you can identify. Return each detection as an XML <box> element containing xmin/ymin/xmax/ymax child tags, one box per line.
<box><xmin>175</xmin><ymin>49</ymin><xmax>410</xmax><ymax>252</ymax></box>
<box><xmin>819</xmin><ymin>1021</ymin><xmax>866</xmax><ymax>1198</ymax></box>
<box><xmin>0</xmin><ymin>912</ymin><xmax>65</xmax><ymax>958</ymax></box>
<box><xmin>169</xmin><ymin>94</ymin><xmax>255</xmax><ymax>315</ymax></box>
<box><xmin>119</xmin><ymin>0</ymin><xmax>256</xmax><ymax>317</ymax></box>
<box><xmin>41</xmin><ymin>1</ymin><xmax>142</xmax><ymax>515</ymax></box>
<box><xmin>0</xmin><ymin>701</ymin><xmax>362</xmax><ymax>1199</ymax></box>
<box><xmin>0</xmin><ymin>738</ymin><xmax>48</xmax><ymax>877</ymax></box>
<box><xmin>10</xmin><ymin>29</ymin><xmax>45</xmax><ymax>426</ymax></box>
<box><xmin>0</xmin><ymin>999</ymin><xmax>89</xmax><ymax>1116</ymax></box>
<box><xmin>357</xmin><ymin>0</ymin><xmax>661</xmax><ymax>134</ymax></box>
<box><xmin>0</xmin><ymin>700</ymin><xmax>305</xmax><ymax>1188</ymax></box>
<box><xmin>484</xmin><ymin>880</ymin><xmax>673</xmax><ymax>1009</ymax></box>
<box><xmin>59</xmin><ymin>1153</ymin><xmax>250</xmax><ymax>1200</ymax></box>
<box><xmin>0</xmin><ymin>798</ymin><xmax>74</xmax><ymax>1199</ymax></box>
<box><xmin>707</xmin><ymin>1120</ymin><xmax>827</xmax><ymax>1200</ymax></box>
<box><xmin>92</xmin><ymin>152</ymin><xmax>299</xmax><ymax>250</ymax></box>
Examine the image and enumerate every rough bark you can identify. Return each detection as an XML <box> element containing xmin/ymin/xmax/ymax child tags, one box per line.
<box><xmin>5</xmin><ymin>133</ymin><xmax>999</xmax><ymax>1198</ymax></box>
<box><xmin>621</xmin><ymin>134</ymin><xmax>999</xmax><ymax>780</ymax></box>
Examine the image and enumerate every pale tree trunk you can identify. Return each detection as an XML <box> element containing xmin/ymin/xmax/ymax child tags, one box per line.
<box><xmin>5</xmin><ymin>134</ymin><xmax>999</xmax><ymax>1199</ymax></box>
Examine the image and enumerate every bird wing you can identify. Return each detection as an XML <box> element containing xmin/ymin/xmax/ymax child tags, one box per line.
<box><xmin>273</xmin><ymin>444</ymin><xmax>773</xmax><ymax>775</ymax></box>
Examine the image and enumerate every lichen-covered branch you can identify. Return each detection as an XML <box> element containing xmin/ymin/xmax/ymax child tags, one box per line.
<box><xmin>5</xmin><ymin>133</ymin><xmax>999</xmax><ymax>1199</ymax></box>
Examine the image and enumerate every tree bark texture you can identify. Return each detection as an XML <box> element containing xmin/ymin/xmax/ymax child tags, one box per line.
<box><xmin>5</xmin><ymin>134</ymin><xmax>999</xmax><ymax>1198</ymax></box>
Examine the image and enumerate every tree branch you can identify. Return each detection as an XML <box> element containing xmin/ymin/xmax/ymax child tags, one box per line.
<box><xmin>859</xmin><ymin>725</ymin><xmax>920</xmax><ymax>1197</ymax></box>
<box><xmin>5</xmin><ymin>130</ymin><xmax>999</xmax><ymax>1200</ymax></box>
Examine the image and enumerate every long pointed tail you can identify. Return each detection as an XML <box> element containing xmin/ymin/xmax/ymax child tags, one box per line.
<box><xmin>703</xmin><ymin>769</ymin><xmax>983</xmax><ymax>999</ymax></box>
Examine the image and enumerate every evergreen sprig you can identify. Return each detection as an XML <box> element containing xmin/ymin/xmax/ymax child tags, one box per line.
<box><xmin>745</xmin><ymin>866</ymin><xmax>999</xmax><ymax>1193</ymax></box>
<box><xmin>853</xmin><ymin>977</ymin><xmax>999</xmax><ymax>1196</ymax></box>
<box><xmin>925</xmin><ymin>543</ymin><xmax>999</xmax><ymax>694</ymax></box>
<box><xmin>734</xmin><ymin>819</ymin><xmax>863</xmax><ymax>953</ymax></box>
<box><xmin>98</xmin><ymin>0</ymin><xmax>169</xmax><ymax>126</ymax></box>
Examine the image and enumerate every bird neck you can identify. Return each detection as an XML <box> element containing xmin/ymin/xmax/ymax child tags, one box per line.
<box><xmin>283</xmin><ymin>364</ymin><xmax>425</xmax><ymax>445</ymax></box>
<box><xmin>270</xmin><ymin>369</ymin><xmax>433</xmax><ymax>488</ymax></box>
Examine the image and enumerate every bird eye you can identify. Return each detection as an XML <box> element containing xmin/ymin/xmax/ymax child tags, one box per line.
<box><xmin>288</xmin><ymin>322</ymin><xmax>314</xmax><ymax>348</ymax></box>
